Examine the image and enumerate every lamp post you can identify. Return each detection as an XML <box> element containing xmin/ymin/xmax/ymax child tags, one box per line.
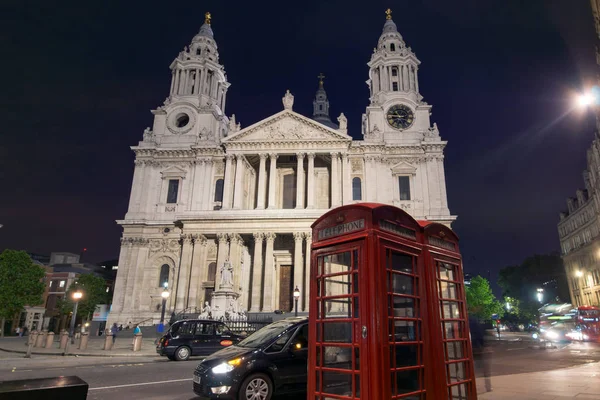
<box><xmin>293</xmin><ymin>286</ymin><xmax>300</xmax><ymax>317</ymax></box>
<box><xmin>159</xmin><ymin>284</ymin><xmax>170</xmax><ymax>333</ymax></box>
<box><xmin>536</xmin><ymin>288</ymin><xmax>544</xmax><ymax>303</ymax></box>
<box><xmin>63</xmin><ymin>290</ymin><xmax>82</xmax><ymax>355</ymax></box>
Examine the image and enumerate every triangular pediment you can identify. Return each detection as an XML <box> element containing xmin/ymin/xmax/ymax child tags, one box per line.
<box><xmin>390</xmin><ymin>161</ymin><xmax>417</xmax><ymax>175</ymax></box>
<box><xmin>160</xmin><ymin>165</ymin><xmax>187</xmax><ymax>177</ymax></box>
<box><xmin>223</xmin><ymin>110</ymin><xmax>351</xmax><ymax>143</ymax></box>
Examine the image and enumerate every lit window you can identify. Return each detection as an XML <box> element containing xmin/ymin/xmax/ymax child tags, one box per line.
<box><xmin>399</xmin><ymin>176</ymin><xmax>411</xmax><ymax>200</ymax></box>
<box><xmin>352</xmin><ymin>177</ymin><xmax>362</xmax><ymax>201</ymax></box>
<box><xmin>59</xmin><ymin>280</ymin><xmax>65</xmax><ymax>288</ymax></box>
<box><xmin>167</xmin><ymin>179</ymin><xmax>179</xmax><ymax>204</ymax></box>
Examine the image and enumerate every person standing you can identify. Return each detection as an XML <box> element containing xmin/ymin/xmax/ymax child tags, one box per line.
<box><xmin>469</xmin><ymin>315</ymin><xmax>492</xmax><ymax>392</ymax></box>
<box><xmin>110</xmin><ymin>323</ymin><xmax>119</xmax><ymax>344</ymax></box>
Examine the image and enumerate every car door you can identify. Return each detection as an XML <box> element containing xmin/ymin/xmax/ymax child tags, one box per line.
<box><xmin>285</xmin><ymin>323</ymin><xmax>309</xmax><ymax>392</ymax></box>
<box><xmin>192</xmin><ymin>322</ymin><xmax>215</xmax><ymax>356</ymax></box>
<box><xmin>263</xmin><ymin>325</ymin><xmax>307</xmax><ymax>393</ymax></box>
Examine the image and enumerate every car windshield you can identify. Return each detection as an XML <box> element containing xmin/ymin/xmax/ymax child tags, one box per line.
<box><xmin>236</xmin><ymin>320</ymin><xmax>299</xmax><ymax>349</ymax></box>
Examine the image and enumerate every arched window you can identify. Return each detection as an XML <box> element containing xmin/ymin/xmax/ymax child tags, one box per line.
<box><xmin>159</xmin><ymin>264</ymin><xmax>169</xmax><ymax>288</ymax></box>
<box><xmin>390</xmin><ymin>43</ymin><xmax>396</xmax><ymax>52</ymax></box>
<box><xmin>214</xmin><ymin>179</ymin><xmax>224</xmax><ymax>202</ymax></box>
<box><xmin>352</xmin><ymin>177</ymin><xmax>362</xmax><ymax>201</ymax></box>
<box><xmin>207</xmin><ymin>262</ymin><xmax>217</xmax><ymax>282</ymax></box>
<box><xmin>196</xmin><ymin>48</ymin><xmax>201</xmax><ymax>55</ymax></box>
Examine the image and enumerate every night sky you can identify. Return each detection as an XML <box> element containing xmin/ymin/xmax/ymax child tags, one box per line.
<box><xmin>1</xmin><ymin>0</ymin><xmax>597</xmax><ymax>288</ymax></box>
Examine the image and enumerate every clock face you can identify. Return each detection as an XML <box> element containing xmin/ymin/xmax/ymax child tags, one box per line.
<box><xmin>386</xmin><ymin>104</ymin><xmax>414</xmax><ymax>130</ymax></box>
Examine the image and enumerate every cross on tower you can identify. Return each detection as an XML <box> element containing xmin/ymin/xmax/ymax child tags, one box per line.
<box><xmin>317</xmin><ymin>73</ymin><xmax>325</xmax><ymax>87</ymax></box>
<box><xmin>205</xmin><ymin>12</ymin><xmax>211</xmax><ymax>25</ymax></box>
<box><xmin>385</xmin><ymin>8</ymin><xmax>392</xmax><ymax>20</ymax></box>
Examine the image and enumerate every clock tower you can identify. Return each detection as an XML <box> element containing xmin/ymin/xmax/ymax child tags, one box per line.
<box><xmin>362</xmin><ymin>9</ymin><xmax>434</xmax><ymax>144</ymax></box>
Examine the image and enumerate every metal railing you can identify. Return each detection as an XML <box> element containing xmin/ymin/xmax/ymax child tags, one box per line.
<box><xmin>224</xmin><ymin>316</ymin><xmax>273</xmax><ymax>334</ymax></box>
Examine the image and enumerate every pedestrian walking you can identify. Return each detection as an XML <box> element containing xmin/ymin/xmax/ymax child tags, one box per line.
<box><xmin>15</xmin><ymin>327</ymin><xmax>20</xmax><ymax>336</ymax></box>
<box><xmin>469</xmin><ymin>315</ymin><xmax>492</xmax><ymax>392</ymax></box>
<box><xmin>111</xmin><ymin>322</ymin><xmax>119</xmax><ymax>344</ymax></box>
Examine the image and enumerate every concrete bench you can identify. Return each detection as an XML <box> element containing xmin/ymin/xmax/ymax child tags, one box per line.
<box><xmin>0</xmin><ymin>376</ymin><xmax>88</xmax><ymax>400</ymax></box>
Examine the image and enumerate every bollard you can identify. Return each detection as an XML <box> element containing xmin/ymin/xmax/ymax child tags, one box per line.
<box><xmin>45</xmin><ymin>332</ymin><xmax>55</xmax><ymax>348</ymax></box>
<box><xmin>103</xmin><ymin>331</ymin><xmax>114</xmax><ymax>350</ymax></box>
<box><xmin>132</xmin><ymin>333</ymin><xmax>143</xmax><ymax>352</ymax></box>
<box><xmin>60</xmin><ymin>330</ymin><xmax>69</xmax><ymax>349</ymax></box>
<box><xmin>78</xmin><ymin>332</ymin><xmax>89</xmax><ymax>350</ymax></box>
<box><xmin>29</xmin><ymin>331</ymin><xmax>39</xmax><ymax>347</ymax></box>
<box><xmin>35</xmin><ymin>331</ymin><xmax>45</xmax><ymax>348</ymax></box>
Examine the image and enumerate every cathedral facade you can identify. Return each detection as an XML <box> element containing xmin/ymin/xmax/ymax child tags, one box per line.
<box><xmin>109</xmin><ymin>11</ymin><xmax>455</xmax><ymax>325</ymax></box>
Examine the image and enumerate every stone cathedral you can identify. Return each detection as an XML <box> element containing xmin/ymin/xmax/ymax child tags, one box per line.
<box><xmin>109</xmin><ymin>10</ymin><xmax>455</xmax><ymax>325</ymax></box>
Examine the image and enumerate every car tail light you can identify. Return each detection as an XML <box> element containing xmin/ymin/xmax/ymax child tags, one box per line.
<box><xmin>164</xmin><ymin>339</ymin><xmax>169</xmax><ymax>346</ymax></box>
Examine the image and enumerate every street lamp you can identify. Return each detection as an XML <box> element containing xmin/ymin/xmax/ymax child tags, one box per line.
<box><xmin>575</xmin><ymin>270</ymin><xmax>584</xmax><ymax>278</ymax></box>
<box><xmin>63</xmin><ymin>290</ymin><xmax>83</xmax><ymax>355</ymax></box>
<box><xmin>159</xmin><ymin>284</ymin><xmax>170</xmax><ymax>333</ymax></box>
<box><xmin>536</xmin><ymin>288</ymin><xmax>544</xmax><ymax>303</ymax></box>
<box><xmin>293</xmin><ymin>286</ymin><xmax>300</xmax><ymax>317</ymax></box>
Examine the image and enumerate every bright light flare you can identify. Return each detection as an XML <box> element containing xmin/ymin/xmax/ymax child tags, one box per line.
<box><xmin>577</xmin><ymin>93</ymin><xmax>594</xmax><ymax>108</ymax></box>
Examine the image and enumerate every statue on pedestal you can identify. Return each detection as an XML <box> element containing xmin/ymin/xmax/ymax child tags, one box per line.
<box><xmin>199</xmin><ymin>301</ymin><xmax>212</xmax><ymax>319</ymax></box>
<box><xmin>220</xmin><ymin>259</ymin><xmax>234</xmax><ymax>287</ymax></box>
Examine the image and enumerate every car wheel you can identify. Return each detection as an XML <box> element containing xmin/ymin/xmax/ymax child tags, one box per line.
<box><xmin>174</xmin><ymin>346</ymin><xmax>191</xmax><ymax>361</ymax></box>
<box><xmin>238</xmin><ymin>373</ymin><xmax>273</xmax><ymax>400</ymax></box>
<box><xmin>167</xmin><ymin>355</ymin><xmax>176</xmax><ymax>361</ymax></box>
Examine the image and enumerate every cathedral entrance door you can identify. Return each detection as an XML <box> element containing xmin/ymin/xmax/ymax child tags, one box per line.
<box><xmin>279</xmin><ymin>265</ymin><xmax>293</xmax><ymax>312</ymax></box>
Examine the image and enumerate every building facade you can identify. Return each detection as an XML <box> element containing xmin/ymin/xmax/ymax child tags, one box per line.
<box><xmin>109</xmin><ymin>10</ymin><xmax>455</xmax><ymax>325</ymax></box>
<box><xmin>557</xmin><ymin>0</ymin><xmax>600</xmax><ymax>308</ymax></box>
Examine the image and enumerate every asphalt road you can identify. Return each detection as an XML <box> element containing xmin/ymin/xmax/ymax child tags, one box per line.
<box><xmin>1</xmin><ymin>340</ymin><xmax>599</xmax><ymax>400</ymax></box>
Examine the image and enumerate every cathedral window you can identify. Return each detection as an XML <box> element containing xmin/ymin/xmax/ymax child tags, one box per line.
<box><xmin>398</xmin><ymin>176</ymin><xmax>411</xmax><ymax>200</ymax></box>
<box><xmin>390</xmin><ymin>43</ymin><xmax>396</xmax><ymax>52</ymax></box>
<box><xmin>196</xmin><ymin>48</ymin><xmax>201</xmax><ymax>55</ymax></box>
<box><xmin>159</xmin><ymin>264</ymin><xmax>169</xmax><ymax>288</ymax></box>
<box><xmin>392</xmin><ymin>68</ymin><xmax>398</xmax><ymax>77</ymax></box>
<box><xmin>282</xmin><ymin>174</ymin><xmax>296</xmax><ymax>209</ymax></box>
<box><xmin>214</xmin><ymin>179</ymin><xmax>224</xmax><ymax>202</ymax></box>
<box><xmin>392</xmin><ymin>82</ymin><xmax>399</xmax><ymax>91</ymax></box>
<box><xmin>352</xmin><ymin>177</ymin><xmax>362</xmax><ymax>201</ymax></box>
<box><xmin>319</xmin><ymin>104</ymin><xmax>323</xmax><ymax>111</ymax></box>
<box><xmin>167</xmin><ymin>179</ymin><xmax>179</xmax><ymax>204</ymax></box>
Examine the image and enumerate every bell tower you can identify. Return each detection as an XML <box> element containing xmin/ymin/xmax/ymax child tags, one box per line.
<box><xmin>362</xmin><ymin>9</ymin><xmax>435</xmax><ymax>144</ymax></box>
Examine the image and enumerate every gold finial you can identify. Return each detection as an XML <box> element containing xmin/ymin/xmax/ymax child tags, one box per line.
<box><xmin>205</xmin><ymin>12</ymin><xmax>211</xmax><ymax>25</ymax></box>
<box><xmin>317</xmin><ymin>72</ymin><xmax>325</xmax><ymax>87</ymax></box>
<box><xmin>385</xmin><ymin>8</ymin><xmax>392</xmax><ymax>20</ymax></box>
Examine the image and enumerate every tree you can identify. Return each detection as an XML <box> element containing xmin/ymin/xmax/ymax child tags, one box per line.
<box><xmin>62</xmin><ymin>274</ymin><xmax>108</xmax><ymax>323</ymax></box>
<box><xmin>465</xmin><ymin>276</ymin><xmax>503</xmax><ymax>321</ymax></box>
<box><xmin>0</xmin><ymin>250</ymin><xmax>46</xmax><ymax>337</ymax></box>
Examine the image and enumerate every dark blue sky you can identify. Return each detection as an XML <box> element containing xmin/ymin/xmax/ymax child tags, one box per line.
<box><xmin>0</xmin><ymin>0</ymin><xmax>596</xmax><ymax>286</ymax></box>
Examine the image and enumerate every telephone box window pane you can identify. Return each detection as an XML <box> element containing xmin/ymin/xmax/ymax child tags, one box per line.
<box><xmin>323</xmin><ymin>346</ymin><xmax>353</xmax><ymax>369</ymax></box>
<box><xmin>390</xmin><ymin>251</ymin><xmax>413</xmax><ymax>274</ymax></box>
<box><xmin>450</xmin><ymin>383</ymin><xmax>468</xmax><ymax>400</ymax></box>
<box><xmin>323</xmin><ymin>252</ymin><xmax>352</xmax><ymax>275</ymax></box>
<box><xmin>324</xmin><ymin>298</ymin><xmax>352</xmax><ymax>318</ymax></box>
<box><xmin>443</xmin><ymin>322</ymin><xmax>465</xmax><ymax>339</ymax></box>
<box><xmin>440</xmin><ymin>301</ymin><xmax>462</xmax><ymax>319</ymax></box>
<box><xmin>446</xmin><ymin>341</ymin><xmax>465</xmax><ymax>360</ymax></box>
<box><xmin>316</xmin><ymin>347</ymin><xmax>322</xmax><ymax>366</ymax></box>
<box><xmin>390</xmin><ymin>320</ymin><xmax>418</xmax><ymax>342</ymax></box>
<box><xmin>439</xmin><ymin>262</ymin><xmax>456</xmax><ymax>281</ymax></box>
<box><xmin>394</xmin><ymin>368</ymin><xmax>420</xmax><ymax>395</ymax></box>
<box><xmin>325</xmin><ymin>275</ymin><xmax>351</xmax><ymax>297</ymax></box>
<box><xmin>393</xmin><ymin>344</ymin><xmax>419</xmax><ymax>368</ymax></box>
<box><xmin>167</xmin><ymin>179</ymin><xmax>179</xmax><ymax>204</ymax></box>
<box><xmin>352</xmin><ymin>249</ymin><xmax>358</xmax><ymax>270</ymax></box>
<box><xmin>322</xmin><ymin>371</ymin><xmax>353</xmax><ymax>396</ymax></box>
<box><xmin>439</xmin><ymin>281</ymin><xmax>458</xmax><ymax>299</ymax></box>
<box><xmin>447</xmin><ymin>362</ymin><xmax>466</xmax><ymax>383</ymax></box>
<box><xmin>323</xmin><ymin>322</ymin><xmax>352</xmax><ymax>343</ymax></box>
<box><xmin>353</xmin><ymin>297</ymin><xmax>359</xmax><ymax>318</ymax></box>
<box><xmin>390</xmin><ymin>295</ymin><xmax>417</xmax><ymax>318</ymax></box>
<box><xmin>355</xmin><ymin>374</ymin><xmax>360</xmax><ymax>397</ymax></box>
<box><xmin>390</xmin><ymin>273</ymin><xmax>415</xmax><ymax>295</ymax></box>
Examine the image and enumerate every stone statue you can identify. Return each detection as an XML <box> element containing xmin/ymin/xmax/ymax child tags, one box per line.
<box><xmin>143</xmin><ymin>127</ymin><xmax>153</xmax><ymax>141</ymax></box>
<box><xmin>282</xmin><ymin>90</ymin><xmax>294</xmax><ymax>110</ymax></box>
<box><xmin>220</xmin><ymin>260</ymin><xmax>234</xmax><ymax>287</ymax></box>
<box><xmin>229</xmin><ymin>114</ymin><xmax>238</xmax><ymax>133</ymax></box>
<box><xmin>337</xmin><ymin>113</ymin><xmax>347</xmax><ymax>130</ymax></box>
<box><xmin>199</xmin><ymin>301</ymin><xmax>212</xmax><ymax>319</ymax></box>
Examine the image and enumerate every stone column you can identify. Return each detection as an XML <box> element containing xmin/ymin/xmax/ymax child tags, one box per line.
<box><xmin>295</xmin><ymin>152</ymin><xmax>305</xmax><ymax>209</ymax></box>
<box><xmin>342</xmin><ymin>154</ymin><xmax>352</xmax><ymax>205</ymax></box>
<box><xmin>174</xmin><ymin>69</ymin><xmax>181</xmax><ymax>94</ymax></box>
<box><xmin>437</xmin><ymin>156</ymin><xmax>449</xmax><ymax>210</ymax></box>
<box><xmin>202</xmin><ymin>159</ymin><xmax>215</xmax><ymax>210</ymax></box>
<box><xmin>191</xmin><ymin>159</ymin><xmax>207</xmax><ymax>210</ymax></box>
<box><xmin>233</xmin><ymin>155</ymin><xmax>245</xmax><ymax>209</ymax></box>
<box><xmin>403</xmin><ymin>65</ymin><xmax>409</xmax><ymax>92</ymax></box>
<box><xmin>128</xmin><ymin>160</ymin><xmax>145</xmax><ymax>213</ymax></box>
<box><xmin>267</xmin><ymin>153</ymin><xmax>278</xmax><ymax>209</ymax></box>
<box><xmin>262</xmin><ymin>233</ymin><xmax>276</xmax><ymax>312</ymax></box>
<box><xmin>306</xmin><ymin>153</ymin><xmax>315</xmax><ymax>209</ymax></box>
<box><xmin>169</xmin><ymin>71</ymin><xmax>176</xmax><ymax>95</ymax></box>
<box><xmin>176</xmin><ymin>235</ymin><xmax>194</xmax><ymax>311</ymax></box>
<box><xmin>256</xmin><ymin>153</ymin><xmax>268</xmax><ymax>209</ymax></box>
<box><xmin>293</xmin><ymin>232</ymin><xmax>304</xmax><ymax>302</ymax></box>
<box><xmin>222</xmin><ymin>155</ymin><xmax>235</xmax><ymax>210</ymax></box>
<box><xmin>331</xmin><ymin>152</ymin><xmax>341</xmax><ymax>207</ymax></box>
<box><xmin>195</xmin><ymin>69</ymin><xmax>200</xmax><ymax>94</ymax></box>
<box><xmin>414</xmin><ymin>67</ymin><xmax>419</xmax><ymax>93</ymax></box>
<box><xmin>303</xmin><ymin>232</ymin><xmax>312</xmax><ymax>311</ymax></box>
<box><xmin>214</xmin><ymin>233</ymin><xmax>230</xmax><ymax>292</ymax></box>
<box><xmin>189</xmin><ymin>235</ymin><xmax>207</xmax><ymax>309</ymax></box>
<box><xmin>250</xmin><ymin>233</ymin><xmax>264</xmax><ymax>312</ymax></box>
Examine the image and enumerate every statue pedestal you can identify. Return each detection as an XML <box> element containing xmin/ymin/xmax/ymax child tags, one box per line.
<box><xmin>211</xmin><ymin>287</ymin><xmax>240</xmax><ymax>321</ymax></box>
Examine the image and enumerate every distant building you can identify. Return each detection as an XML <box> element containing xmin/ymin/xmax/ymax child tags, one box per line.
<box><xmin>557</xmin><ymin>0</ymin><xmax>600</xmax><ymax>307</ymax></box>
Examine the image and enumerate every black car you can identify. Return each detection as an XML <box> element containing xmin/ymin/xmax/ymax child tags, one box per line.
<box><xmin>156</xmin><ymin>319</ymin><xmax>243</xmax><ymax>361</ymax></box>
<box><xmin>193</xmin><ymin>317</ymin><xmax>308</xmax><ymax>399</ymax></box>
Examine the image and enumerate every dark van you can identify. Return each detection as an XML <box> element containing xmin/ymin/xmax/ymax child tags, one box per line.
<box><xmin>192</xmin><ymin>317</ymin><xmax>308</xmax><ymax>399</ymax></box>
<box><xmin>156</xmin><ymin>319</ymin><xmax>243</xmax><ymax>361</ymax></box>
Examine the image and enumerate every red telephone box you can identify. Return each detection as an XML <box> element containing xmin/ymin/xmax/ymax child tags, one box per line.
<box><xmin>308</xmin><ymin>203</ymin><xmax>477</xmax><ymax>399</ymax></box>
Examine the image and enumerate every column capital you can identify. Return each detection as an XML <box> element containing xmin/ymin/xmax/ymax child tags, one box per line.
<box><xmin>217</xmin><ymin>233</ymin><xmax>229</xmax><ymax>243</ymax></box>
<box><xmin>296</xmin><ymin>152</ymin><xmax>306</xmax><ymax>159</ymax></box>
<box><xmin>196</xmin><ymin>234</ymin><xmax>208</xmax><ymax>246</ymax></box>
<box><xmin>303</xmin><ymin>232</ymin><xmax>312</xmax><ymax>240</ymax></box>
<box><xmin>259</xmin><ymin>153</ymin><xmax>269</xmax><ymax>160</ymax></box>
<box><xmin>265</xmin><ymin>232</ymin><xmax>276</xmax><ymax>242</ymax></box>
<box><xmin>235</xmin><ymin>154</ymin><xmax>245</xmax><ymax>162</ymax></box>
<box><xmin>269</xmin><ymin>153</ymin><xmax>279</xmax><ymax>160</ymax></box>
<box><xmin>293</xmin><ymin>232</ymin><xmax>304</xmax><ymax>241</ymax></box>
<box><xmin>330</xmin><ymin>151</ymin><xmax>340</xmax><ymax>159</ymax></box>
<box><xmin>230</xmin><ymin>233</ymin><xmax>244</xmax><ymax>245</ymax></box>
<box><xmin>253</xmin><ymin>232</ymin><xmax>265</xmax><ymax>241</ymax></box>
<box><xmin>225</xmin><ymin>154</ymin><xmax>235</xmax><ymax>161</ymax></box>
<box><xmin>307</xmin><ymin>152</ymin><xmax>316</xmax><ymax>160</ymax></box>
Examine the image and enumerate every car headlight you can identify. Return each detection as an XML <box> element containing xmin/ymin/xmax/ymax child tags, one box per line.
<box><xmin>545</xmin><ymin>330</ymin><xmax>559</xmax><ymax>340</ymax></box>
<box><xmin>212</xmin><ymin>362</ymin><xmax>235</xmax><ymax>374</ymax></box>
<box><xmin>532</xmin><ymin>333</ymin><xmax>539</xmax><ymax>339</ymax></box>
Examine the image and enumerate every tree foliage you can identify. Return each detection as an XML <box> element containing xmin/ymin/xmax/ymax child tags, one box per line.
<box><xmin>61</xmin><ymin>274</ymin><xmax>108</xmax><ymax>320</ymax></box>
<box><xmin>465</xmin><ymin>276</ymin><xmax>503</xmax><ymax>321</ymax></box>
<box><xmin>0</xmin><ymin>250</ymin><xmax>46</xmax><ymax>320</ymax></box>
